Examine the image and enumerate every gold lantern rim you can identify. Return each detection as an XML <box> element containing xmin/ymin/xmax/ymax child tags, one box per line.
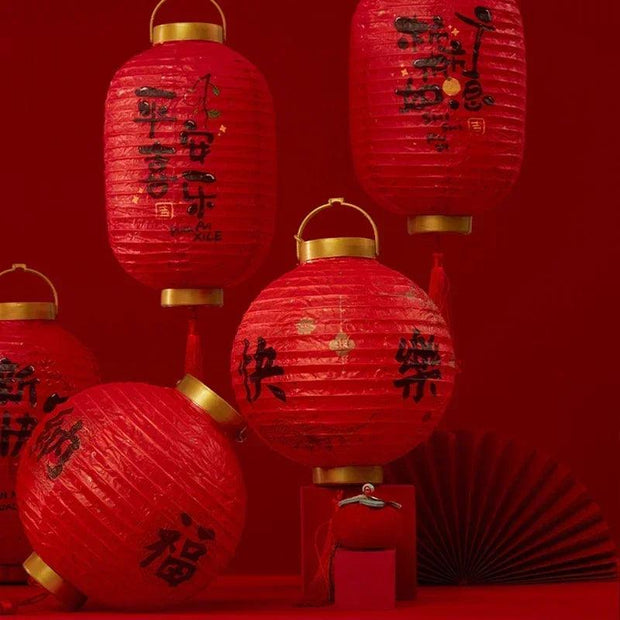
<box><xmin>408</xmin><ymin>215</ymin><xmax>473</xmax><ymax>235</ymax></box>
<box><xmin>150</xmin><ymin>0</ymin><xmax>227</xmax><ymax>44</ymax></box>
<box><xmin>295</xmin><ymin>198</ymin><xmax>380</xmax><ymax>264</ymax></box>
<box><xmin>23</xmin><ymin>553</ymin><xmax>87</xmax><ymax>611</ymax></box>
<box><xmin>161</xmin><ymin>288</ymin><xmax>224</xmax><ymax>308</ymax></box>
<box><xmin>176</xmin><ymin>374</ymin><xmax>246</xmax><ymax>435</ymax></box>
<box><xmin>0</xmin><ymin>264</ymin><xmax>59</xmax><ymax>321</ymax></box>
<box><xmin>312</xmin><ymin>466</ymin><xmax>385</xmax><ymax>486</ymax></box>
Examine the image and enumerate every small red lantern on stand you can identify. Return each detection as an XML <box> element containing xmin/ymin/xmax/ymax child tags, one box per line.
<box><xmin>350</xmin><ymin>0</ymin><xmax>527</xmax><ymax>235</ymax></box>
<box><xmin>231</xmin><ymin>198</ymin><xmax>456</xmax><ymax>485</ymax></box>
<box><xmin>17</xmin><ymin>376</ymin><xmax>246</xmax><ymax>611</ymax></box>
<box><xmin>231</xmin><ymin>198</ymin><xmax>455</xmax><ymax>604</ymax></box>
<box><xmin>104</xmin><ymin>0</ymin><xmax>277</xmax><ymax>378</ymax></box>
<box><xmin>0</xmin><ymin>264</ymin><xmax>100</xmax><ymax>584</ymax></box>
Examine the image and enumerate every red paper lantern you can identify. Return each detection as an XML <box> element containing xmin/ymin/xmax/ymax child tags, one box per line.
<box><xmin>17</xmin><ymin>376</ymin><xmax>245</xmax><ymax>610</ymax></box>
<box><xmin>231</xmin><ymin>199</ymin><xmax>456</xmax><ymax>486</ymax></box>
<box><xmin>0</xmin><ymin>264</ymin><xmax>100</xmax><ymax>583</ymax></box>
<box><xmin>105</xmin><ymin>0</ymin><xmax>276</xmax><ymax>308</ymax></box>
<box><xmin>350</xmin><ymin>0</ymin><xmax>527</xmax><ymax>234</ymax></box>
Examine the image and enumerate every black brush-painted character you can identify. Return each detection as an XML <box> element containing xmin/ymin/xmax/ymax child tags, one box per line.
<box><xmin>239</xmin><ymin>337</ymin><xmax>286</xmax><ymax>403</ymax></box>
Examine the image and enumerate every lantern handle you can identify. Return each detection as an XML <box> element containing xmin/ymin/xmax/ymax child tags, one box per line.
<box><xmin>0</xmin><ymin>264</ymin><xmax>59</xmax><ymax>312</ymax></box>
<box><xmin>150</xmin><ymin>0</ymin><xmax>228</xmax><ymax>43</ymax></box>
<box><xmin>295</xmin><ymin>198</ymin><xmax>380</xmax><ymax>262</ymax></box>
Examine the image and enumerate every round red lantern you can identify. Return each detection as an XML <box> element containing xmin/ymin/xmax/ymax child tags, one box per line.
<box><xmin>350</xmin><ymin>0</ymin><xmax>527</xmax><ymax>234</ymax></box>
<box><xmin>104</xmin><ymin>0</ymin><xmax>276</xmax><ymax>308</ymax></box>
<box><xmin>17</xmin><ymin>375</ymin><xmax>245</xmax><ymax>611</ymax></box>
<box><xmin>0</xmin><ymin>264</ymin><xmax>100</xmax><ymax>583</ymax></box>
<box><xmin>231</xmin><ymin>199</ymin><xmax>456</xmax><ymax>486</ymax></box>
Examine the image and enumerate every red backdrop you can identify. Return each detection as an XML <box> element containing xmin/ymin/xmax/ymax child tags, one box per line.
<box><xmin>0</xmin><ymin>0</ymin><xmax>618</xmax><ymax>575</ymax></box>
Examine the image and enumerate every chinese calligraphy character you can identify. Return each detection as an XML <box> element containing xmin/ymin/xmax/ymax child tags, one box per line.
<box><xmin>239</xmin><ymin>338</ymin><xmax>286</xmax><ymax>403</ymax></box>
<box><xmin>32</xmin><ymin>408</ymin><xmax>82</xmax><ymax>479</ymax></box>
<box><xmin>134</xmin><ymin>87</ymin><xmax>177</xmax><ymax>139</ymax></box>
<box><xmin>141</xmin><ymin>513</ymin><xmax>215</xmax><ymax>588</ymax></box>
<box><xmin>0</xmin><ymin>411</ymin><xmax>37</xmax><ymax>457</ymax></box>
<box><xmin>0</xmin><ymin>358</ymin><xmax>38</xmax><ymax>407</ymax></box>
<box><xmin>394</xmin><ymin>329</ymin><xmax>442</xmax><ymax>403</ymax></box>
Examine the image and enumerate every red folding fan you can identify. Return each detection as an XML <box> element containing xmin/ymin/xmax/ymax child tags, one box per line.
<box><xmin>388</xmin><ymin>430</ymin><xmax>619</xmax><ymax>585</ymax></box>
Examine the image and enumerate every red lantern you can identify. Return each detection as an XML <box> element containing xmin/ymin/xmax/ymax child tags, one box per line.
<box><xmin>0</xmin><ymin>264</ymin><xmax>100</xmax><ymax>583</ymax></box>
<box><xmin>17</xmin><ymin>376</ymin><xmax>245</xmax><ymax>610</ymax></box>
<box><xmin>104</xmin><ymin>0</ymin><xmax>276</xmax><ymax>308</ymax></box>
<box><xmin>350</xmin><ymin>0</ymin><xmax>527</xmax><ymax>234</ymax></box>
<box><xmin>231</xmin><ymin>199</ymin><xmax>456</xmax><ymax>486</ymax></box>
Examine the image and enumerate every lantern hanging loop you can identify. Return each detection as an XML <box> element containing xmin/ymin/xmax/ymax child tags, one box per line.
<box><xmin>295</xmin><ymin>198</ymin><xmax>380</xmax><ymax>264</ymax></box>
<box><xmin>150</xmin><ymin>0</ymin><xmax>228</xmax><ymax>43</ymax></box>
<box><xmin>0</xmin><ymin>264</ymin><xmax>59</xmax><ymax>319</ymax></box>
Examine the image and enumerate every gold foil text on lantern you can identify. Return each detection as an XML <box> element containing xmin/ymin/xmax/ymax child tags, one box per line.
<box><xmin>296</xmin><ymin>318</ymin><xmax>317</xmax><ymax>335</ymax></box>
<box><xmin>329</xmin><ymin>333</ymin><xmax>356</xmax><ymax>358</ymax></box>
<box><xmin>155</xmin><ymin>202</ymin><xmax>174</xmax><ymax>219</ymax></box>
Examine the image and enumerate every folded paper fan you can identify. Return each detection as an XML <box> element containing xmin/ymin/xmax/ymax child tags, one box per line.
<box><xmin>388</xmin><ymin>431</ymin><xmax>619</xmax><ymax>585</ymax></box>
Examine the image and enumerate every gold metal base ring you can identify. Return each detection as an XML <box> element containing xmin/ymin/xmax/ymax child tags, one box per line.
<box><xmin>177</xmin><ymin>374</ymin><xmax>244</xmax><ymax>431</ymax></box>
<box><xmin>23</xmin><ymin>553</ymin><xmax>87</xmax><ymax>610</ymax></box>
<box><xmin>408</xmin><ymin>215</ymin><xmax>473</xmax><ymax>235</ymax></box>
<box><xmin>161</xmin><ymin>288</ymin><xmax>224</xmax><ymax>308</ymax></box>
<box><xmin>312</xmin><ymin>466</ymin><xmax>384</xmax><ymax>486</ymax></box>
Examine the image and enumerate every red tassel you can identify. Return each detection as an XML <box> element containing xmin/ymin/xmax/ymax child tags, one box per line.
<box><xmin>428</xmin><ymin>252</ymin><xmax>451</xmax><ymax>326</ymax></box>
<box><xmin>184</xmin><ymin>312</ymin><xmax>204</xmax><ymax>381</ymax></box>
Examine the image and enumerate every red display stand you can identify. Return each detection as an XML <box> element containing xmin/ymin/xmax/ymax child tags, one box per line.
<box><xmin>300</xmin><ymin>484</ymin><xmax>416</xmax><ymax>605</ymax></box>
<box><xmin>334</xmin><ymin>549</ymin><xmax>396</xmax><ymax>610</ymax></box>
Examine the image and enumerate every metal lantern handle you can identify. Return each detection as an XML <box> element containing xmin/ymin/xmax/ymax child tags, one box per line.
<box><xmin>0</xmin><ymin>264</ymin><xmax>59</xmax><ymax>311</ymax></box>
<box><xmin>295</xmin><ymin>198</ymin><xmax>380</xmax><ymax>262</ymax></box>
<box><xmin>150</xmin><ymin>0</ymin><xmax>228</xmax><ymax>43</ymax></box>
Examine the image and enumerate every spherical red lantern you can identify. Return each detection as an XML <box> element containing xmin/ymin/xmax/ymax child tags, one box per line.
<box><xmin>0</xmin><ymin>264</ymin><xmax>100</xmax><ymax>583</ymax></box>
<box><xmin>17</xmin><ymin>376</ymin><xmax>245</xmax><ymax>610</ymax></box>
<box><xmin>350</xmin><ymin>0</ymin><xmax>527</xmax><ymax>234</ymax></box>
<box><xmin>104</xmin><ymin>0</ymin><xmax>276</xmax><ymax>308</ymax></box>
<box><xmin>231</xmin><ymin>199</ymin><xmax>456</xmax><ymax>486</ymax></box>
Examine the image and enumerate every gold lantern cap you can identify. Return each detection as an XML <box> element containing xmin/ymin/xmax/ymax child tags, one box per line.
<box><xmin>295</xmin><ymin>198</ymin><xmax>380</xmax><ymax>265</ymax></box>
<box><xmin>176</xmin><ymin>374</ymin><xmax>246</xmax><ymax>437</ymax></box>
<box><xmin>313</xmin><ymin>466</ymin><xmax>385</xmax><ymax>486</ymax></box>
<box><xmin>0</xmin><ymin>264</ymin><xmax>58</xmax><ymax>321</ymax></box>
<box><xmin>150</xmin><ymin>0</ymin><xmax>226</xmax><ymax>45</ymax></box>
<box><xmin>23</xmin><ymin>553</ymin><xmax>87</xmax><ymax>611</ymax></box>
<box><xmin>408</xmin><ymin>215</ymin><xmax>473</xmax><ymax>235</ymax></box>
<box><xmin>161</xmin><ymin>288</ymin><xmax>224</xmax><ymax>308</ymax></box>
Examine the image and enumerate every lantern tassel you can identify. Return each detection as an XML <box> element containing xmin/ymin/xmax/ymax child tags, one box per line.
<box><xmin>428</xmin><ymin>252</ymin><xmax>451</xmax><ymax>326</ymax></box>
<box><xmin>184</xmin><ymin>312</ymin><xmax>204</xmax><ymax>381</ymax></box>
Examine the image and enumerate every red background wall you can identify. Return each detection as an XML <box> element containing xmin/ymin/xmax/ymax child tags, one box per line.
<box><xmin>0</xmin><ymin>0</ymin><xmax>618</xmax><ymax>574</ymax></box>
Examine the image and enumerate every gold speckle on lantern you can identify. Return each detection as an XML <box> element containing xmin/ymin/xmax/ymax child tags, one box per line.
<box><xmin>132</xmin><ymin>188</ymin><xmax>145</xmax><ymax>205</ymax></box>
<box><xmin>329</xmin><ymin>333</ymin><xmax>356</xmax><ymax>358</ymax></box>
<box><xmin>401</xmin><ymin>68</ymin><xmax>409</xmax><ymax>77</ymax></box>
<box><xmin>219</xmin><ymin>125</ymin><xmax>227</xmax><ymax>134</ymax></box>
<box><xmin>296</xmin><ymin>317</ymin><xmax>317</xmax><ymax>335</ymax></box>
<box><xmin>405</xmin><ymin>288</ymin><xmax>419</xmax><ymax>301</ymax></box>
<box><xmin>442</xmin><ymin>77</ymin><xmax>462</xmax><ymax>97</ymax></box>
<box><xmin>451</xmin><ymin>27</ymin><xmax>460</xmax><ymax>37</ymax></box>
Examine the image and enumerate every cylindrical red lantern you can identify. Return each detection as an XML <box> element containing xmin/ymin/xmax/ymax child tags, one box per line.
<box><xmin>0</xmin><ymin>264</ymin><xmax>100</xmax><ymax>583</ymax></box>
<box><xmin>104</xmin><ymin>0</ymin><xmax>276</xmax><ymax>308</ymax></box>
<box><xmin>350</xmin><ymin>0</ymin><xmax>527</xmax><ymax>234</ymax></box>
<box><xmin>231</xmin><ymin>199</ymin><xmax>456</xmax><ymax>486</ymax></box>
<box><xmin>17</xmin><ymin>376</ymin><xmax>245</xmax><ymax>611</ymax></box>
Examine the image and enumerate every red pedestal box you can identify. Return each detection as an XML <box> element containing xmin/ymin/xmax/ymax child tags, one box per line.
<box><xmin>334</xmin><ymin>549</ymin><xmax>396</xmax><ymax>611</ymax></box>
<box><xmin>300</xmin><ymin>484</ymin><xmax>416</xmax><ymax>606</ymax></box>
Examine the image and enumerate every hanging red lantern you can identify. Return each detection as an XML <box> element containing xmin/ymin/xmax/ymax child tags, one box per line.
<box><xmin>17</xmin><ymin>376</ymin><xmax>245</xmax><ymax>611</ymax></box>
<box><xmin>231</xmin><ymin>199</ymin><xmax>456</xmax><ymax>486</ymax></box>
<box><xmin>350</xmin><ymin>0</ymin><xmax>527</xmax><ymax>235</ymax></box>
<box><xmin>0</xmin><ymin>264</ymin><xmax>100</xmax><ymax>584</ymax></box>
<box><xmin>104</xmin><ymin>0</ymin><xmax>276</xmax><ymax>307</ymax></box>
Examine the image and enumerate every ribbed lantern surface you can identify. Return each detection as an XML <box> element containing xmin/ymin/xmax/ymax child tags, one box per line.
<box><xmin>105</xmin><ymin>38</ymin><xmax>276</xmax><ymax>292</ymax></box>
<box><xmin>17</xmin><ymin>382</ymin><xmax>246</xmax><ymax>610</ymax></box>
<box><xmin>0</xmin><ymin>321</ymin><xmax>99</xmax><ymax>575</ymax></box>
<box><xmin>231</xmin><ymin>256</ymin><xmax>456</xmax><ymax>468</ymax></box>
<box><xmin>350</xmin><ymin>0</ymin><xmax>526</xmax><ymax>221</ymax></box>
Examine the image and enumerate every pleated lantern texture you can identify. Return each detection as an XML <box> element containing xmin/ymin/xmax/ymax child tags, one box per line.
<box><xmin>0</xmin><ymin>266</ymin><xmax>100</xmax><ymax>580</ymax></box>
<box><xmin>350</xmin><ymin>0</ymin><xmax>527</xmax><ymax>232</ymax></box>
<box><xmin>231</xmin><ymin>206</ymin><xmax>456</xmax><ymax>472</ymax></box>
<box><xmin>17</xmin><ymin>380</ymin><xmax>246</xmax><ymax>610</ymax></box>
<box><xmin>104</xmin><ymin>23</ymin><xmax>276</xmax><ymax>299</ymax></box>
